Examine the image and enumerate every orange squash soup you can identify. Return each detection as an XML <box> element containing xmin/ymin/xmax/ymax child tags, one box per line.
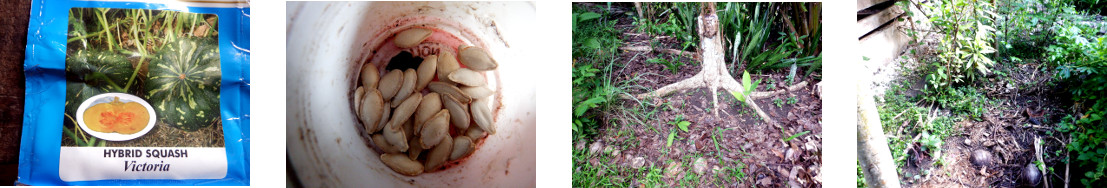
<box><xmin>83</xmin><ymin>97</ymin><xmax>149</xmax><ymax>134</ymax></box>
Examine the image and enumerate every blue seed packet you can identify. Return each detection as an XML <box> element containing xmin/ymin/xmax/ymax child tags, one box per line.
<box><xmin>18</xmin><ymin>0</ymin><xmax>250</xmax><ymax>185</ymax></box>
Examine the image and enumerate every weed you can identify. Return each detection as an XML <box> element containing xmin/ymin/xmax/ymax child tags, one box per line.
<box><xmin>647</xmin><ymin>57</ymin><xmax>684</xmax><ymax>74</ymax></box>
<box><xmin>783</xmin><ymin>131</ymin><xmax>810</xmax><ymax>142</ymax></box>
<box><xmin>773</xmin><ymin>98</ymin><xmax>784</xmax><ymax>107</ymax></box>
<box><xmin>666</xmin><ymin>115</ymin><xmax>691</xmax><ymax>148</ymax></box>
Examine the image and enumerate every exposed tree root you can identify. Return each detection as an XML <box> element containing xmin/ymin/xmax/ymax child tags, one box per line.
<box><xmin>618</xmin><ymin>45</ymin><xmax>700</xmax><ymax>60</ymax></box>
<box><xmin>626</xmin><ymin>4</ymin><xmax>806</xmax><ymax>125</ymax></box>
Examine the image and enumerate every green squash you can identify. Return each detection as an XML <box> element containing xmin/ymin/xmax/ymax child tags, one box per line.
<box><xmin>145</xmin><ymin>38</ymin><xmax>221</xmax><ymax>131</ymax></box>
<box><xmin>64</xmin><ymin>50</ymin><xmax>134</xmax><ymax>118</ymax></box>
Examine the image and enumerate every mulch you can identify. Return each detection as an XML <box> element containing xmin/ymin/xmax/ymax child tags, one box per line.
<box><xmin>0</xmin><ymin>1</ymin><xmax>31</xmax><ymax>185</ymax></box>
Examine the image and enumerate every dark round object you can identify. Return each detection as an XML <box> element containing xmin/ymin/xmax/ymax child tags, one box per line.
<box><xmin>1024</xmin><ymin>163</ymin><xmax>1041</xmax><ymax>187</ymax></box>
<box><xmin>386</xmin><ymin>51</ymin><xmax>422</xmax><ymax>71</ymax></box>
<box><xmin>970</xmin><ymin>149</ymin><xmax>992</xmax><ymax>167</ymax></box>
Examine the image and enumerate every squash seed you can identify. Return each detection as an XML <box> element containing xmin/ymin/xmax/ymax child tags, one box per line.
<box><xmin>461</xmin><ymin>85</ymin><xmax>493</xmax><ymax>100</ymax></box>
<box><xmin>436</xmin><ymin>51</ymin><xmax>460</xmax><ymax>85</ymax></box>
<box><xmin>407</xmin><ymin>136</ymin><xmax>423</xmax><ymax>160</ymax></box>
<box><xmin>360</xmin><ymin>88</ymin><xmax>384</xmax><ymax>134</ymax></box>
<box><xmin>414</xmin><ymin>92</ymin><xmax>442</xmax><ymax>132</ymax></box>
<box><xmin>441</xmin><ymin>94</ymin><xmax>470</xmax><ymax>130</ymax></box>
<box><xmin>458</xmin><ymin>45</ymin><xmax>498</xmax><ymax>71</ymax></box>
<box><xmin>471</xmin><ymin>98</ymin><xmax>495</xmax><ymax>135</ymax></box>
<box><xmin>416</xmin><ymin>55</ymin><xmax>437</xmax><ymax>91</ymax></box>
<box><xmin>393</xmin><ymin>28</ymin><xmax>432</xmax><ymax>49</ymax></box>
<box><xmin>383</xmin><ymin>121</ymin><xmax>409</xmax><ymax>152</ymax></box>
<box><xmin>360</xmin><ymin>64</ymin><xmax>380</xmax><ymax>89</ymax></box>
<box><xmin>450</xmin><ymin>136</ymin><xmax>474</xmax><ymax>160</ymax></box>
<box><xmin>392</xmin><ymin>68</ymin><xmax>418</xmax><ymax>106</ymax></box>
<box><xmin>466</xmin><ymin>125</ymin><xmax>485</xmax><ymax>139</ymax></box>
<box><xmin>380</xmin><ymin>153</ymin><xmax>424</xmax><ymax>176</ymax></box>
<box><xmin>428</xmin><ymin>81</ymin><xmax>471</xmax><ymax>103</ymax></box>
<box><xmin>377</xmin><ymin>101</ymin><xmax>391</xmax><ymax>132</ymax></box>
<box><xmin>447</xmin><ymin>68</ymin><xmax>486</xmax><ymax>87</ymax></box>
<box><xmin>354</xmin><ymin>86</ymin><xmax>366</xmax><ymax>115</ymax></box>
<box><xmin>379</xmin><ymin>69</ymin><xmax>404</xmax><ymax>100</ymax></box>
<box><xmin>389</xmin><ymin>93</ymin><xmax>422</xmax><ymax>126</ymax></box>
<box><xmin>424</xmin><ymin>135</ymin><xmax>453</xmax><ymax>172</ymax></box>
<box><xmin>372</xmin><ymin>134</ymin><xmax>401</xmax><ymax>154</ymax></box>
<box><xmin>420</xmin><ymin>109</ymin><xmax>450</xmax><ymax>149</ymax></box>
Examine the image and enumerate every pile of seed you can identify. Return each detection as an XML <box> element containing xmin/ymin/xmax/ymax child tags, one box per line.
<box><xmin>354</xmin><ymin>27</ymin><xmax>498</xmax><ymax>176</ymax></box>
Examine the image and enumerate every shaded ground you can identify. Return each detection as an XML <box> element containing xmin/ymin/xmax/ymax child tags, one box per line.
<box><xmin>574</xmin><ymin>3</ymin><xmax>823</xmax><ymax>187</ymax></box>
<box><xmin>874</xmin><ymin>43</ymin><xmax>1069</xmax><ymax>187</ymax></box>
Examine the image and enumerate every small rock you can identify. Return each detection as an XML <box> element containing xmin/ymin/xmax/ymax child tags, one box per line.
<box><xmin>629</xmin><ymin>157</ymin><xmax>646</xmax><ymax>169</ymax></box>
<box><xmin>603</xmin><ymin>145</ymin><xmax>614</xmax><ymax>154</ymax></box>
<box><xmin>693</xmin><ymin>158</ymin><xmax>708</xmax><ymax>175</ymax></box>
<box><xmin>664</xmin><ymin>162</ymin><xmax>683</xmax><ymax>178</ymax></box>
<box><xmin>785</xmin><ymin>148</ymin><xmax>797</xmax><ymax>162</ymax></box>
<box><xmin>589</xmin><ymin>142</ymin><xmax>604</xmax><ymax>154</ymax></box>
<box><xmin>611</xmin><ymin>149</ymin><xmax>621</xmax><ymax>157</ymax></box>
<box><xmin>574</xmin><ymin>142</ymin><xmax>586</xmax><ymax>151</ymax></box>
<box><xmin>1024</xmin><ymin>163</ymin><xmax>1042</xmax><ymax>186</ymax></box>
<box><xmin>971</xmin><ymin>149</ymin><xmax>993</xmax><ymax>167</ymax></box>
<box><xmin>964</xmin><ymin>139</ymin><xmax>971</xmax><ymax>145</ymax></box>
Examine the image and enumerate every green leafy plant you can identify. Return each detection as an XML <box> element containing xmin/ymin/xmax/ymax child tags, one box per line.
<box><xmin>729</xmin><ymin>71</ymin><xmax>760</xmax><ymax>103</ymax></box>
<box><xmin>666</xmin><ymin>115</ymin><xmax>692</xmax><ymax>147</ymax></box>
<box><xmin>773</xmin><ymin>98</ymin><xmax>784</xmax><ymax>107</ymax></box>
<box><xmin>572</xmin><ymin>7</ymin><xmax>622</xmax><ymax>60</ymax></box>
<box><xmin>913</xmin><ymin>0</ymin><xmax>998</xmax><ymax>89</ymax></box>
<box><xmin>647</xmin><ymin>57</ymin><xmax>685</xmax><ymax>74</ymax></box>
<box><xmin>783</xmin><ymin>131</ymin><xmax>809</xmax><ymax>142</ymax></box>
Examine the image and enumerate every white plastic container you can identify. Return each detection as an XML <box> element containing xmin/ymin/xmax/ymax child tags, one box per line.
<box><xmin>286</xmin><ymin>2</ymin><xmax>536</xmax><ymax>187</ymax></box>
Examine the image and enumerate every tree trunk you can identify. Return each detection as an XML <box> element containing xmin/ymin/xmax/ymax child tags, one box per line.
<box><xmin>631</xmin><ymin>3</ymin><xmax>806</xmax><ymax>125</ymax></box>
<box><xmin>858</xmin><ymin>80</ymin><xmax>902</xmax><ymax>188</ymax></box>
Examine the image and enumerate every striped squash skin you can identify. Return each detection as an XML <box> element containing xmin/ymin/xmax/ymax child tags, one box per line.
<box><xmin>146</xmin><ymin>38</ymin><xmax>221</xmax><ymax>131</ymax></box>
<box><xmin>64</xmin><ymin>50</ymin><xmax>134</xmax><ymax>116</ymax></box>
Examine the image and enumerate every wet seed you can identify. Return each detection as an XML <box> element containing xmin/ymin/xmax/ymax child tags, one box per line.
<box><xmin>407</xmin><ymin>136</ymin><xmax>424</xmax><ymax>160</ymax></box>
<box><xmin>380</xmin><ymin>153</ymin><xmax>424</xmax><ymax>176</ymax></box>
<box><xmin>466</xmin><ymin>125</ymin><xmax>485</xmax><ymax>139</ymax></box>
<box><xmin>360</xmin><ymin>89</ymin><xmax>384</xmax><ymax>134</ymax></box>
<box><xmin>441</xmin><ymin>94</ymin><xmax>470</xmax><ymax>130</ymax></box>
<box><xmin>424</xmin><ymin>135</ymin><xmax>453</xmax><ymax>172</ymax></box>
<box><xmin>377</xmin><ymin>101</ymin><xmax>391</xmax><ymax>132</ymax></box>
<box><xmin>450</xmin><ymin>136</ymin><xmax>474</xmax><ymax>160</ymax></box>
<box><xmin>392</xmin><ymin>69</ymin><xmax>418</xmax><ymax>106</ymax></box>
<box><xmin>416</xmin><ymin>55</ymin><xmax>437</xmax><ymax>91</ymax></box>
<box><xmin>390</xmin><ymin>93</ymin><xmax>422</xmax><ymax>126</ymax></box>
<box><xmin>461</xmin><ymin>85</ymin><xmax>493</xmax><ymax>100</ymax></box>
<box><xmin>372</xmin><ymin>134</ymin><xmax>401</xmax><ymax>154</ymax></box>
<box><xmin>361</xmin><ymin>64</ymin><xmax>380</xmax><ymax>89</ymax></box>
<box><xmin>379</xmin><ymin>69</ymin><xmax>404</xmax><ymax>100</ymax></box>
<box><xmin>420</xmin><ymin>109</ymin><xmax>450</xmax><ymax>149</ymax></box>
<box><xmin>383</xmin><ymin>121</ymin><xmax>409</xmax><ymax>152</ymax></box>
<box><xmin>458</xmin><ymin>45</ymin><xmax>498</xmax><ymax>71</ymax></box>
<box><xmin>414</xmin><ymin>93</ymin><xmax>442</xmax><ymax>132</ymax></box>
<box><xmin>447</xmin><ymin>68</ymin><xmax>486</xmax><ymax>87</ymax></box>
<box><xmin>428</xmin><ymin>81</ymin><xmax>471</xmax><ymax>104</ymax></box>
<box><xmin>393</xmin><ymin>28</ymin><xmax>432</xmax><ymax>48</ymax></box>
<box><xmin>471</xmin><ymin>99</ymin><xmax>495</xmax><ymax>135</ymax></box>
<box><xmin>354</xmin><ymin>86</ymin><xmax>366</xmax><ymax>115</ymax></box>
<box><xmin>437</xmin><ymin>51</ymin><xmax>460</xmax><ymax>85</ymax></box>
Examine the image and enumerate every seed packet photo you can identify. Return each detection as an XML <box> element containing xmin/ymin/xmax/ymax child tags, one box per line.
<box><xmin>19</xmin><ymin>0</ymin><xmax>249</xmax><ymax>186</ymax></box>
